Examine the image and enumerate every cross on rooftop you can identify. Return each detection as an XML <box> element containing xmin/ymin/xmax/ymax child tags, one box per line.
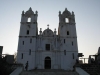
<box><xmin>47</xmin><ymin>24</ymin><xmax>49</xmax><ymax>29</ymax></box>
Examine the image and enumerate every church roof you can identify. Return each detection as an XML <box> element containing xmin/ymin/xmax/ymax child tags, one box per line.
<box><xmin>42</xmin><ymin>28</ymin><xmax>54</xmax><ymax>37</ymax></box>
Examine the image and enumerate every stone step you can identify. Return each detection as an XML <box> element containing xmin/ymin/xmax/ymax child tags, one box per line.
<box><xmin>20</xmin><ymin>71</ymin><xmax>79</xmax><ymax>75</ymax></box>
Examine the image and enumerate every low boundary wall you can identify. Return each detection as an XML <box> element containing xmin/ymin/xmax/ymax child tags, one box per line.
<box><xmin>10</xmin><ymin>67</ymin><xmax>23</xmax><ymax>75</ymax></box>
<box><xmin>76</xmin><ymin>67</ymin><xmax>90</xmax><ymax>75</ymax></box>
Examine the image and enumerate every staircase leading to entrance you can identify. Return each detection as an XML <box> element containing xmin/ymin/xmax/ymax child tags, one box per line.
<box><xmin>19</xmin><ymin>69</ymin><xmax>79</xmax><ymax>75</ymax></box>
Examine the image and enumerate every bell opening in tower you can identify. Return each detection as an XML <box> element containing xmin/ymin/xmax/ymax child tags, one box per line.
<box><xmin>27</xmin><ymin>17</ymin><xmax>31</xmax><ymax>22</ymax></box>
<box><xmin>65</xmin><ymin>18</ymin><xmax>69</xmax><ymax>23</ymax></box>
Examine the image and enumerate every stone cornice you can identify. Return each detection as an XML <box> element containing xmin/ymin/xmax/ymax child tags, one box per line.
<box><xmin>20</xmin><ymin>22</ymin><xmax>37</xmax><ymax>24</ymax></box>
<box><xmin>17</xmin><ymin>50</ymin><xmax>78</xmax><ymax>53</ymax></box>
<box><xmin>19</xmin><ymin>36</ymin><xmax>77</xmax><ymax>38</ymax></box>
<box><xmin>59</xmin><ymin>22</ymin><xmax>76</xmax><ymax>25</ymax></box>
<box><xmin>19</xmin><ymin>36</ymin><xmax>36</xmax><ymax>38</ymax></box>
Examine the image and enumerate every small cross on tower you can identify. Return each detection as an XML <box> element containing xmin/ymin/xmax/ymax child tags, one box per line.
<box><xmin>47</xmin><ymin>24</ymin><xmax>49</xmax><ymax>29</ymax></box>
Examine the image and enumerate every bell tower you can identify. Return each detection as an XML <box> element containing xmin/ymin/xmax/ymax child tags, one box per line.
<box><xmin>20</xmin><ymin>7</ymin><xmax>38</xmax><ymax>36</ymax></box>
<box><xmin>58</xmin><ymin>8</ymin><xmax>78</xmax><ymax>70</ymax></box>
<box><xmin>17</xmin><ymin>7</ymin><xmax>38</xmax><ymax>70</ymax></box>
<box><xmin>58</xmin><ymin>8</ymin><xmax>76</xmax><ymax>37</ymax></box>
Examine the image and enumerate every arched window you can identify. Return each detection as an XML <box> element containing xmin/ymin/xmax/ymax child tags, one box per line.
<box><xmin>29</xmin><ymin>49</ymin><xmax>31</xmax><ymax>55</ymax></box>
<box><xmin>67</xmin><ymin>31</ymin><xmax>69</xmax><ymax>35</ymax></box>
<box><xmin>72</xmin><ymin>41</ymin><xmax>73</xmax><ymax>46</ymax></box>
<box><xmin>27</xmin><ymin>17</ymin><xmax>31</xmax><ymax>22</ymax></box>
<box><xmin>64</xmin><ymin>50</ymin><xmax>66</xmax><ymax>55</ymax></box>
<box><xmin>22</xmin><ymin>41</ymin><xmax>24</xmax><ymax>45</ymax></box>
<box><xmin>72</xmin><ymin>53</ymin><xmax>74</xmax><ymax>59</ymax></box>
<box><xmin>64</xmin><ymin>39</ymin><xmax>65</xmax><ymax>43</ymax></box>
<box><xmin>27</xmin><ymin>30</ymin><xmax>29</xmax><ymax>35</ymax></box>
<box><xmin>21</xmin><ymin>53</ymin><xmax>23</xmax><ymax>59</ymax></box>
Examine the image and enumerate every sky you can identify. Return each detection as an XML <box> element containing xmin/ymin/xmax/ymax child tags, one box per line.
<box><xmin>0</xmin><ymin>0</ymin><xmax>100</xmax><ymax>61</ymax></box>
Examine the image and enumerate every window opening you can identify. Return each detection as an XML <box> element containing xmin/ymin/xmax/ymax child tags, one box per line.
<box><xmin>27</xmin><ymin>17</ymin><xmax>31</xmax><ymax>22</ymax></box>
<box><xmin>64</xmin><ymin>39</ymin><xmax>65</xmax><ymax>43</ymax></box>
<box><xmin>67</xmin><ymin>31</ymin><xmax>69</xmax><ymax>35</ymax></box>
<box><xmin>21</xmin><ymin>53</ymin><xmax>23</xmax><ymax>59</ymax></box>
<box><xmin>64</xmin><ymin>50</ymin><xmax>66</xmax><ymax>55</ymax></box>
<box><xmin>27</xmin><ymin>30</ymin><xmax>29</xmax><ymax>35</ymax></box>
<box><xmin>30</xmin><ymin>39</ymin><xmax>32</xmax><ymax>43</ymax></box>
<box><xmin>72</xmin><ymin>41</ymin><xmax>73</xmax><ymax>46</ymax></box>
<box><xmin>72</xmin><ymin>53</ymin><xmax>74</xmax><ymax>59</ymax></box>
<box><xmin>29</xmin><ymin>49</ymin><xmax>31</xmax><ymax>55</ymax></box>
<box><xmin>45</xmin><ymin>44</ymin><xmax>50</xmax><ymax>51</ymax></box>
<box><xmin>65</xmin><ymin>18</ymin><xmax>69</xmax><ymax>23</ymax></box>
<box><xmin>23</xmin><ymin>41</ymin><xmax>24</xmax><ymax>45</ymax></box>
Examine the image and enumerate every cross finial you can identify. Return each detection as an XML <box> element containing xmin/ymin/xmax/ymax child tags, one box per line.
<box><xmin>65</xmin><ymin>8</ymin><xmax>67</xmax><ymax>11</ymax></box>
<box><xmin>40</xmin><ymin>28</ymin><xmax>42</xmax><ymax>31</ymax></box>
<box><xmin>29</xmin><ymin>7</ymin><xmax>32</xmax><ymax>11</ymax></box>
<box><xmin>47</xmin><ymin>24</ymin><xmax>49</xmax><ymax>29</ymax></box>
<box><xmin>54</xmin><ymin>28</ymin><xmax>56</xmax><ymax>31</ymax></box>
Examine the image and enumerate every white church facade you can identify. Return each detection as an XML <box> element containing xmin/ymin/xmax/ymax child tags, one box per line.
<box><xmin>17</xmin><ymin>7</ymin><xmax>78</xmax><ymax>70</ymax></box>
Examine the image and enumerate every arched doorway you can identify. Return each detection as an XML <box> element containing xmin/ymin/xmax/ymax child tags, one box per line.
<box><xmin>44</xmin><ymin>57</ymin><xmax>51</xmax><ymax>69</ymax></box>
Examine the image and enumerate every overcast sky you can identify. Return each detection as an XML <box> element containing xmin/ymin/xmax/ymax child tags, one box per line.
<box><xmin>0</xmin><ymin>0</ymin><xmax>100</xmax><ymax>61</ymax></box>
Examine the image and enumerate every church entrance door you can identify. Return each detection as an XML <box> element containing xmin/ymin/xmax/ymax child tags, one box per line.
<box><xmin>44</xmin><ymin>57</ymin><xmax>51</xmax><ymax>69</ymax></box>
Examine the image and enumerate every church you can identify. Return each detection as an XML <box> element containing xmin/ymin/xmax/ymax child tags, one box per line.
<box><xmin>17</xmin><ymin>7</ymin><xmax>78</xmax><ymax>70</ymax></box>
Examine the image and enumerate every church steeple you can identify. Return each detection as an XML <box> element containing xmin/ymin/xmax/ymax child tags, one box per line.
<box><xmin>58</xmin><ymin>8</ymin><xmax>75</xmax><ymax>24</ymax></box>
<box><xmin>20</xmin><ymin>8</ymin><xmax>38</xmax><ymax>36</ymax></box>
<box><xmin>58</xmin><ymin>8</ymin><xmax>77</xmax><ymax>37</ymax></box>
<box><xmin>21</xmin><ymin>7</ymin><xmax>38</xmax><ymax>23</ymax></box>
